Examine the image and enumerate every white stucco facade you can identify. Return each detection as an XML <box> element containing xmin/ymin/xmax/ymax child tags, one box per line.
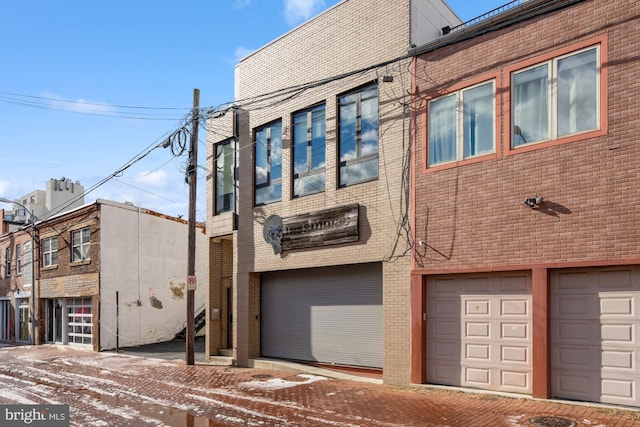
<box><xmin>98</xmin><ymin>201</ymin><xmax>208</xmax><ymax>350</ymax></box>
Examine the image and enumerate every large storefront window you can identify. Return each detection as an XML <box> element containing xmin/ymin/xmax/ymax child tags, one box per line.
<box><xmin>67</xmin><ymin>297</ymin><xmax>93</xmax><ymax>345</ymax></box>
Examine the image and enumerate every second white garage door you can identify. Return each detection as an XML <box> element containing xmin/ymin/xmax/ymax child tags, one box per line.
<box><xmin>427</xmin><ymin>272</ymin><xmax>532</xmax><ymax>394</ymax></box>
<box><xmin>551</xmin><ymin>266</ymin><xmax>640</xmax><ymax>407</ymax></box>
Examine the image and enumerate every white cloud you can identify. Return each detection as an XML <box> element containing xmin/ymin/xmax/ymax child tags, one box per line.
<box><xmin>232</xmin><ymin>0</ymin><xmax>252</xmax><ymax>9</ymax></box>
<box><xmin>0</xmin><ymin>181</ymin><xmax>11</xmax><ymax>199</ymax></box>
<box><xmin>284</xmin><ymin>0</ymin><xmax>326</xmax><ymax>25</ymax></box>
<box><xmin>41</xmin><ymin>91</ymin><xmax>117</xmax><ymax>115</ymax></box>
<box><xmin>133</xmin><ymin>170</ymin><xmax>169</xmax><ymax>188</ymax></box>
<box><xmin>234</xmin><ymin>46</ymin><xmax>255</xmax><ymax>62</ymax></box>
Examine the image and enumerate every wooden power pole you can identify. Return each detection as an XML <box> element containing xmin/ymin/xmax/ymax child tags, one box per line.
<box><xmin>186</xmin><ymin>88</ymin><xmax>200</xmax><ymax>365</ymax></box>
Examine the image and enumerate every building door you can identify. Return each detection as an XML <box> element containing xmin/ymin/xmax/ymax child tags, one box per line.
<box><xmin>45</xmin><ymin>299</ymin><xmax>64</xmax><ymax>343</ymax></box>
<box><xmin>0</xmin><ymin>299</ymin><xmax>11</xmax><ymax>340</ymax></box>
<box><xmin>426</xmin><ymin>272</ymin><xmax>532</xmax><ymax>394</ymax></box>
<box><xmin>551</xmin><ymin>266</ymin><xmax>640</xmax><ymax>407</ymax></box>
<box><xmin>17</xmin><ymin>298</ymin><xmax>30</xmax><ymax>342</ymax></box>
<box><xmin>261</xmin><ymin>263</ymin><xmax>383</xmax><ymax>369</ymax></box>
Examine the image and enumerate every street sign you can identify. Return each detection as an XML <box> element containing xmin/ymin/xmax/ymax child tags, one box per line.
<box><xmin>187</xmin><ymin>275</ymin><xmax>197</xmax><ymax>291</ymax></box>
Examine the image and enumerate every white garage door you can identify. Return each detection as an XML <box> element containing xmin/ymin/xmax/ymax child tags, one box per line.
<box><xmin>551</xmin><ymin>266</ymin><xmax>640</xmax><ymax>407</ymax></box>
<box><xmin>427</xmin><ymin>272</ymin><xmax>532</xmax><ymax>394</ymax></box>
<box><xmin>261</xmin><ymin>263</ymin><xmax>382</xmax><ymax>368</ymax></box>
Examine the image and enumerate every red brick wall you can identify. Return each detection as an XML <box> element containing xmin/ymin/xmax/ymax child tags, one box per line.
<box><xmin>412</xmin><ymin>0</ymin><xmax>640</xmax><ymax>271</ymax></box>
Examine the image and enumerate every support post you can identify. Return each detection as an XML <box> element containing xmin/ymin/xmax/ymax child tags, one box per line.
<box><xmin>186</xmin><ymin>88</ymin><xmax>200</xmax><ymax>365</ymax></box>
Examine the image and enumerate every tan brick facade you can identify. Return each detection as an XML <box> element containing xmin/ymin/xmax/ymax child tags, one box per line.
<box><xmin>204</xmin><ymin>0</ymin><xmax>458</xmax><ymax>384</ymax></box>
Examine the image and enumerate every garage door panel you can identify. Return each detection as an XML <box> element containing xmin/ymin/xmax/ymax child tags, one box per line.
<box><xmin>501</xmin><ymin>322</ymin><xmax>528</xmax><ymax>339</ymax></box>
<box><xmin>602</xmin><ymin>323</ymin><xmax>634</xmax><ymax>343</ymax></box>
<box><xmin>501</xmin><ymin>299</ymin><xmax>528</xmax><ymax>316</ymax></box>
<box><xmin>501</xmin><ymin>275</ymin><xmax>530</xmax><ymax>292</ymax></box>
<box><xmin>602</xmin><ymin>350</ymin><xmax>634</xmax><ymax>369</ymax></box>
<box><xmin>553</xmin><ymin>320</ymin><xmax>597</xmax><ymax>344</ymax></box>
<box><xmin>502</xmin><ymin>345</ymin><xmax>528</xmax><ymax>364</ymax></box>
<box><xmin>554</xmin><ymin>295</ymin><xmax>597</xmax><ymax>318</ymax></box>
<box><xmin>602</xmin><ymin>378</ymin><xmax>634</xmax><ymax>401</ymax></box>
<box><xmin>427</xmin><ymin>272</ymin><xmax>532</xmax><ymax>394</ymax></box>
<box><xmin>261</xmin><ymin>263</ymin><xmax>382</xmax><ymax>368</ymax></box>
<box><xmin>599</xmin><ymin>270</ymin><xmax>635</xmax><ymax>290</ymax></box>
<box><xmin>465</xmin><ymin>277</ymin><xmax>490</xmax><ymax>293</ymax></box>
<box><xmin>466</xmin><ymin>367</ymin><xmax>490</xmax><ymax>386</ymax></box>
<box><xmin>429</xmin><ymin>298</ymin><xmax>459</xmax><ymax>318</ymax></box>
<box><xmin>601</xmin><ymin>297</ymin><xmax>633</xmax><ymax>315</ymax></box>
<box><xmin>466</xmin><ymin>343</ymin><xmax>490</xmax><ymax>360</ymax></box>
<box><xmin>428</xmin><ymin>361</ymin><xmax>461</xmax><ymax>384</ymax></box>
<box><xmin>551</xmin><ymin>266</ymin><xmax>640</xmax><ymax>407</ymax></box>
<box><xmin>554</xmin><ymin>346</ymin><xmax>594</xmax><ymax>370</ymax></box>
<box><xmin>466</xmin><ymin>322</ymin><xmax>490</xmax><ymax>338</ymax></box>
<box><xmin>502</xmin><ymin>370</ymin><xmax>529</xmax><ymax>390</ymax></box>
<box><xmin>465</xmin><ymin>299</ymin><xmax>489</xmax><ymax>316</ymax></box>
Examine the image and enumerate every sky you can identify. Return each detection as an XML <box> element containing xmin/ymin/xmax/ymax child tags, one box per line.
<box><xmin>0</xmin><ymin>0</ymin><xmax>509</xmax><ymax>221</ymax></box>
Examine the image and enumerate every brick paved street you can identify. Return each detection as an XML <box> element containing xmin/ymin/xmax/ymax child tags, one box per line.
<box><xmin>0</xmin><ymin>344</ymin><xmax>638</xmax><ymax>426</ymax></box>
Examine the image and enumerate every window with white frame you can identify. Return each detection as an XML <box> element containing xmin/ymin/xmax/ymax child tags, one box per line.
<box><xmin>15</xmin><ymin>244</ymin><xmax>21</xmax><ymax>275</ymax></box>
<box><xmin>338</xmin><ymin>84</ymin><xmax>379</xmax><ymax>187</ymax></box>
<box><xmin>71</xmin><ymin>228</ymin><xmax>90</xmax><ymax>262</ymax></box>
<box><xmin>293</xmin><ymin>104</ymin><xmax>326</xmax><ymax>197</ymax></box>
<box><xmin>42</xmin><ymin>236</ymin><xmax>58</xmax><ymax>267</ymax></box>
<box><xmin>67</xmin><ymin>297</ymin><xmax>92</xmax><ymax>345</ymax></box>
<box><xmin>428</xmin><ymin>80</ymin><xmax>495</xmax><ymax>166</ymax></box>
<box><xmin>254</xmin><ymin>121</ymin><xmax>282</xmax><ymax>205</ymax></box>
<box><xmin>5</xmin><ymin>247</ymin><xmax>11</xmax><ymax>276</ymax></box>
<box><xmin>512</xmin><ymin>45</ymin><xmax>599</xmax><ymax>147</ymax></box>
<box><xmin>215</xmin><ymin>139</ymin><xmax>236</xmax><ymax>214</ymax></box>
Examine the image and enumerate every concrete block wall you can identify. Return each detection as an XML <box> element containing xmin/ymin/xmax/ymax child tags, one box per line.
<box><xmin>412</xmin><ymin>0</ymin><xmax>640</xmax><ymax>272</ymax></box>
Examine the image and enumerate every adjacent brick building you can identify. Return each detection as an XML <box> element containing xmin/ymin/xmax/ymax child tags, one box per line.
<box><xmin>1</xmin><ymin>187</ymin><xmax>209</xmax><ymax>350</ymax></box>
<box><xmin>411</xmin><ymin>0</ymin><xmax>640</xmax><ymax>407</ymax></box>
<box><xmin>206</xmin><ymin>0</ymin><xmax>460</xmax><ymax>384</ymax></box>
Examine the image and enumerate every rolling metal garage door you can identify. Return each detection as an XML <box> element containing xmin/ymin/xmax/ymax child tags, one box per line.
<box><xmin>261</xmin><ymin>263</ymin><xmax>382</xmax><ymax>368</ymax></box>
<box><xmin>551</xmin><ymin>266</ymin><xmax>640</xmax><ymax>407</ymax></box>
<box><xmin>427</xmin><ymin>272</ymin><xmax>532</xmax><ymax>394</ymax></box>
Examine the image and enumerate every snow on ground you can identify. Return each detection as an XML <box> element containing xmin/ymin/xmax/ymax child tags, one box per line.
<box><xmin>238</xmin><ymin>373</ymin><xmax>326</xmax><ymax>390</ymax></box>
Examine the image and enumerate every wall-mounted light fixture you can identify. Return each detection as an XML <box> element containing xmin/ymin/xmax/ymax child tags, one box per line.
<box><xmin>523</xmin><ymin>196</ymin><xmax>544</xmax><ymax>208</ymax></box>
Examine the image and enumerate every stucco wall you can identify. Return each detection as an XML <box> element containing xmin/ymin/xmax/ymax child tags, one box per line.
<box><xmin>99</xmin><ymin>202</ymin><xmax>208</xmax><ymax>350</ymax></box>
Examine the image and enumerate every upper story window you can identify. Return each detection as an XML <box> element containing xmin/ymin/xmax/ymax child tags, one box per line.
<box><xmin>71</xmin><ymin>227</ymin><xmax>90</xmax><ymax>262</ymax></box>
<box><xmin>512</xmin><ymin>45</ymin><xmax>599</xmax><ymax>148</ymax></box>
<box><xmin>338</xmin><ymin>84</ymin><xmax>379</xmax><ymax>187</ymax></box>
<box><xmin>42</xmin><ymin>236</ymin><xmax>58</xmax><ymax>267</ymax></box>
<box><xmin>254</xmin><ymin>121</ymin><xmax>282</xmax><ymax>206</ymax></box>
<box><xmin>215</xmin><ymin>139</ymin><xmax>236</xmax><ymax>215</ymax></box>
<box><xmin>293</xmin><ymin>104</ymin><xmax>326</xmax><ymax>197</ymax></box>
<box><xmin>428</xmin><ymin>80</ymin><xmax>495</xmax><ymax>166</ymax></box>
<box><xmin>15</xmin><ymin>244</ymin><xmax>21</xmax><ymax>275</ymax></box>
<box><xmin>5</xmin><ymin>247</ymin><xmax>11</xmax><ymax>276</ymax></box>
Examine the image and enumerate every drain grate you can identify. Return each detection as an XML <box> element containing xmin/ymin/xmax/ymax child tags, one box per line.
<box><xmin>529</xmin><ymin>416</ymin><xmax>577</xmax><ymax>427</ymax></box>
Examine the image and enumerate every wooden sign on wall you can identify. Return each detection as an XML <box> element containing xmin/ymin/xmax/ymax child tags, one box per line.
<box><xmin>281</xmin><ymin>204</ymin><xmax>359</xmax><ymax>251</ymax></box>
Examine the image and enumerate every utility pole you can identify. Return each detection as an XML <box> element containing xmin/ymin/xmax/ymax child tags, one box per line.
<box><xmin>186</xmin><ymin>88</ymin><xmax>199</xmax><ymax>365</ymax></box>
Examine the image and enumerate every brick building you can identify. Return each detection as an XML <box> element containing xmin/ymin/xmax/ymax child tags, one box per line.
<box><xmin>206</xmin><ymin>0</ymin><xmax>460</xmax><ymax>384</ymax></box>
<box><xmin>1</xmin><ymin>194</ymin><xmax>208</xmax><ymax>350</ymax></box>
<box><xmin>411</xmin><ymin>0</ymin><xmax>640</xmax><ymax>407</ymax></box>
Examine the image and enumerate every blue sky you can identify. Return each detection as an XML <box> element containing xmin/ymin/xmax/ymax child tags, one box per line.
<box><xmin>0</xmin><ymin>0</ymin><xmax>509</xmax><ymax>221</ymax></box>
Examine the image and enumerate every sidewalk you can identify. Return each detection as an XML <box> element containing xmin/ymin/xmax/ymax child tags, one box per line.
<box><xmin>0</xmin><ymin>344</ymin><xmax>638</xmax><ymax>426</ymax></box>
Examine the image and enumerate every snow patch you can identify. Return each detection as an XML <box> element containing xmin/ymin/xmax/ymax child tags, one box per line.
<box><xmin>238</xmin><ymin>374</ymin><xmax>325</xmax><ymax>390</ymax></box>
